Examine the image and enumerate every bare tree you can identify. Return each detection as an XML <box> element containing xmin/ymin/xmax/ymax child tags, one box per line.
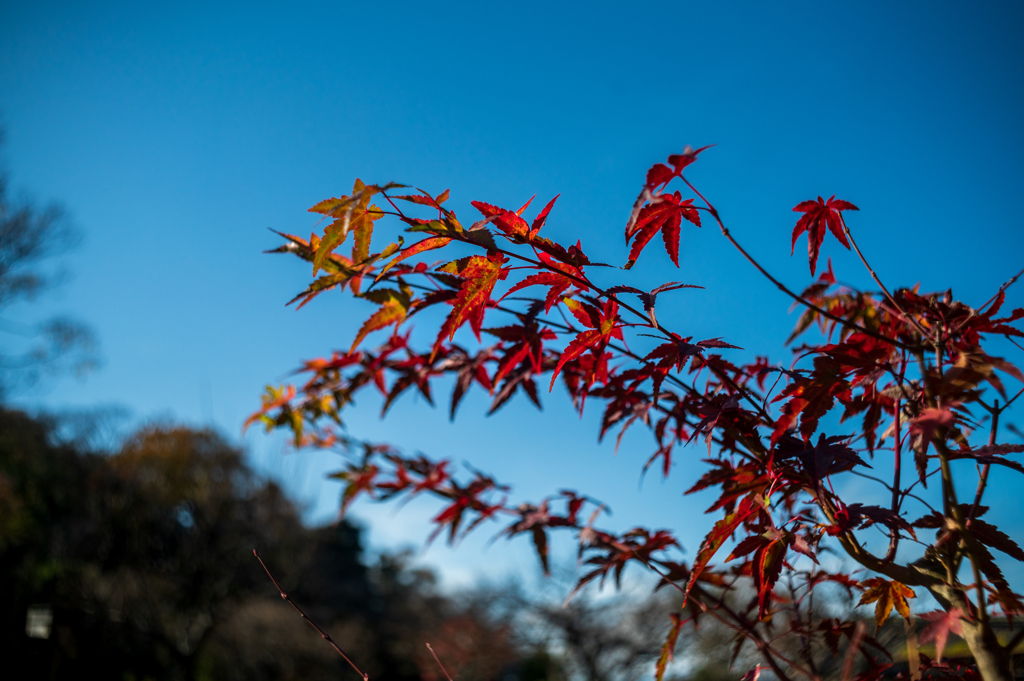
<box><xmin>0</xmin><ymin>125</ymin><xmax>97</xmax><ymax>399</ymax></box>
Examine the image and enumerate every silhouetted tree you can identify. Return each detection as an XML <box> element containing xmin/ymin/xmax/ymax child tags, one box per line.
<box><xmin>0</xmin><ymin>126</ymin><xmax>97</xmax><ymax>399</ymax></box>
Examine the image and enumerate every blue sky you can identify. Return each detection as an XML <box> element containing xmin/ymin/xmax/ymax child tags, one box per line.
<box><xmin>2</xmin><ymin>1</ymin><xmax>1024</xmax><ymax>589</ymax></box>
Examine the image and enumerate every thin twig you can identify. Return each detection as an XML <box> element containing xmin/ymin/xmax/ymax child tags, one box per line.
<box><xmin>977</xmin><ymin>265</ymin><xmax>1024</xmax><ymax>314</ymax></box>
<box><xmin>426</xmin><ymin>643</ymin><xmax>455</xmax><ymax>681</ymax></box>
<box><xmin>253</xmin><ymin>549</ymin><xmax>369</xmax><ymax>681</ymax></box>
<box><xmin>885</xmin><ymin>398</ymin><xmax>903</xmax><ymax>562</ymax></box>
<box><xmin>680</xmin><ymin>175</ymin><xmax>916</xmax><ymax>353</ymax></box>
<box><xmin>840</xmin><ymin>621</ymin><xmax>865</xmax><ymax>681</ymax></box>
<box><xmin>840</xmin><ymin>220</ymin><xmax>933</xmax><ymax>341</ymax></box>
<box><xmin>968</xmin><ymin>400</ymin><xmax>1000</xmax><ymax>525</ymax></box>
<box><xmin>1005</xmin><ymin>386</ymin><xmax>1024</xmax><ymax>410</ymax></box>
<box><xmin>846</xmin><ymin>469</ymin><xmax>939</xmax><ymax>514</ymax></box>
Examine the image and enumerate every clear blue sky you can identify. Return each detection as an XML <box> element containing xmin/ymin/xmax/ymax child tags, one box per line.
<box><xmin>2</xmin><ymin>1</ymin><xmax>1024</xmax><ymax>588</ymax></box>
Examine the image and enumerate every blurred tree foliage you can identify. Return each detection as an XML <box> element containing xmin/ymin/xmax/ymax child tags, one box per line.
<box><xmin>0</xmin><ymin>409</ymin><xmax>529</xmax><ymax>681</ymax></box>
<box><xmin>0</xmin><ymin>404</ymin><xmax>797</xmax><ymax>681</ymax></box>
<box><xmin>490</xmin><ymin>571</ymin><xmax>758</xmax><ymax>681</ymax></box>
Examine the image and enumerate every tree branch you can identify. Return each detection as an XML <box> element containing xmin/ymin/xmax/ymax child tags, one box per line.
<box><xmin>253</xmin><ymin>549</ymin><xmax>369</xmax><ymax>680</ymax></box>
<box><xmin>680</xmin><ymin>176</ymin><xmax>916</xmax><ymax>352</ymax></box>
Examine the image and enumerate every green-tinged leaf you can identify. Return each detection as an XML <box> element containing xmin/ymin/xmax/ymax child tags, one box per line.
<box><xmin>351</xmin><ymin>288</ymin><xmax>411</xmax><ymax>350</ymax></box>
<box><xmin>405</xmin><ymin>219</ymin><xmax>453</xmax><ymax>235</ymax></box>
<box><xmin>287</xmin><ymin>272</ymin><xmax>351</xmax><ymax>309</ymax></box>
<box><xmin>655</xmin><ymin>614</ymin><xmax>684</xmax><ymax>681</ymax></box>
<box><xmin>311</xmin><ymin>179</ymin><xmax>386</xmax><ymax>275</ymax></box>
<box><xmin>464</xmin><ymin>228</ymin><xmax>497</xmax><ymax>250</ymax></box>
<box><xmin>435</xmin><ymin>252</ymin><xmax>509</xmax><ymax>346</ymax></box>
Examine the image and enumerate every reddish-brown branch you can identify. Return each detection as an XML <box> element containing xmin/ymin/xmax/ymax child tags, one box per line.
<box><xmin>839</xmin><ymin>621</ymin><xmax>865</xmax><ymax>681</ymax></box>
<box><xmin>885</xmin><ymin>397</ymin><xmax>903</xmax><ymax>562</ymax></box>
<box><xmin>253</xmin><ymin>549</ymin><xmax>370</xmax><ymax>681</ymax></box>
<box><xmin>968</xmin><ymin>400</ymin><xmax>1000</xmax><ymax>525</ymax></box>
<box><xmin>680</xmin><ymin>176</ymin><xmax>916</xmax><ymax>353</ymax></box>
<box><xmin>426</xmin><ymin>643</ymin><xmax>455</xmax><ymax>681</ymax></box>
<box><xmin>840</xmin><ymin>219</ymin><xmax>933</xmax><ymax>341</ymax></box>
<box><xmin>977</xmin><ymin>265</ymin><xmax>1024</xmax><ymax>314</ymax></box>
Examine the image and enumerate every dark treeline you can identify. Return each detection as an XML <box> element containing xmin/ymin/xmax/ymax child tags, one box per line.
<box><xmin>0</xmin><ymin>408</ymin><xmax>541</xmax><ymax>681</ymax></box>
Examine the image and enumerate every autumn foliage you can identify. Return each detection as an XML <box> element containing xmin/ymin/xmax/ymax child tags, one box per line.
<box><xmin>250</xmin><ymin>147</ymin><xmax>1024</xmax><ymax>681</ymax></box>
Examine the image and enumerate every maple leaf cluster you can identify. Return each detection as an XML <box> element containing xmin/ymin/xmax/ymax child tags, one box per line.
<box><xmin>250</xmin><ymin>151</ymin><xmax>1024</xmax><ymax>681</ymax></box>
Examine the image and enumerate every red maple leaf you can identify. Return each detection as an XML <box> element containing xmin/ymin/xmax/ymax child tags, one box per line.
<box><xmin>502</xmin><ymin>251</ymin><xmax>589</xmax><ymax>313</ymax></box>
<box><xmin>683</xmin><ymin>494</ymin><xmax>763</xmax><ymax>606</ymax></box>
<box><xmin>727</xmin><ymin>529</ymin><xmax>790</xmax><ymax>620</ymax></box>
<box><xmin>792</xmin><ymin>195</ymin><xmax>858</xmax><ymax>276</ymax></box>
<box><xmin>550</xmin><ymin>298</ymin><xmax>623</xmax><ymax>390</ymax></box>
<box><xmin>485</xmin><ymin>321</ymin><xmax>556</xmax><ymax>386</ymax></box>
<box><xmin>471</xmin><ymin>194</ymin><xmax>559</xmax><ymax>243</ymax></box>
<box><xmin>655</xmin><ymin>614</ymin><xmax>684</xmax><ymax>681</ymax></box>
<box><xmin>919</xmin><ymin>608</ymin><xmax>964</xmax><ymax>662</ymax></box>
<box><xmin>433</xmin><ymin>251</ymin><xmax>509</xmax><ymax>355</ymax></box>
<box><xmin>625</xmin><ymin>192</ymin><xmax>701</xmax><ymax>269</ymax></box>
<box><xmin>909</xmin><ymin>407</ymin><xmax>957</xmax><ymax>457</ymax></box>
<box><xmin>771</xmin><ymin>356</ymin><xmax>851</xmax><ymax>445</ymax></box>
<box><xmin>437</xmin><ymin>346</ymin><xmax>495</xmax><ymax>420</ymax></box>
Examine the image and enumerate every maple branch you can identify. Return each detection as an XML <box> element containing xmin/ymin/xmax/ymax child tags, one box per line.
<box><xmin>840</xmin><ymin>219</ymin><xmax>933</xmax><ymax>341</ymax></box>
<box><xmin>815</xmin><ymin>491</ymin><xmax>936</xmax><ymax>588</ymax></box>
<box><xmin>482</xmin><ymin>242</ymin><xmax>776</xmax><ymax>427</ymax></box>
<box><xmin>277</xmin><ymin>279</ymin><xmax>768</xmax><ymax>467</ymax></box>
<box><xmin>885</xmin><ymin>398</ymin><xmax>903</xmax><ymax>562</ymax></box>
<box><xmin>252</xmin><ymin>549</ymin><xmax>369</xmax><ymax>681</ymax></box>
<box><xmin>327</xmin><ymin>450</ymin><xmax>811</xmax><ymax>681</ymax></box>
<box><xmin>968</xmin><ymin>400</ymin><xmax>1000</xmax><ymax>525</ymax></box>
<box><xmin>933</xmin><ymin>437</ymin><xmax>993</xmax><ymax>626</ymax></box>
<box><xmin>1005</xmin><ymin>386</ymin><xmax>1024</xmax><ymax>410</ymax></box>
<box><xmin>680</xmin><ymin>176</ymin><xmax>915</xmax><ymax>352</ymax></box>
<box><xmin>847</xmin><ymin>469</ymin><xmax>939</xmax><ymax>515</ymax></box>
